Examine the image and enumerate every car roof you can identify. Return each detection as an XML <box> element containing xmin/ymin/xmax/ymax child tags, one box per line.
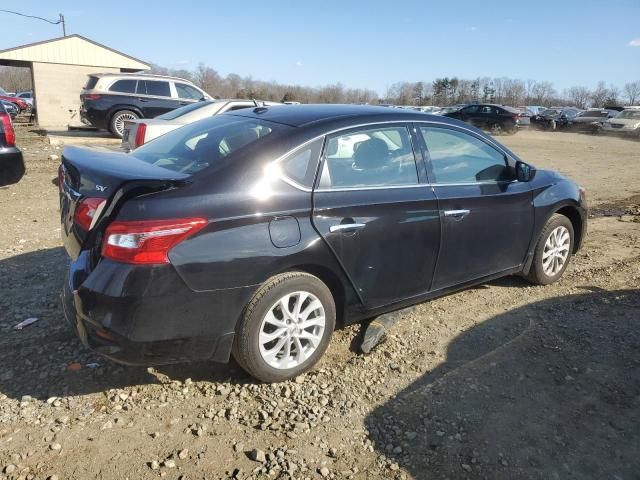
<box><xmin>89</xmin><ymin>72</ymin><xmax>196</xmax><ymax>83</ymax></box>
<box><xmin>223</xmin><ymin>103</ymin><xmax>461</xmax><ymax>128</ymax></box>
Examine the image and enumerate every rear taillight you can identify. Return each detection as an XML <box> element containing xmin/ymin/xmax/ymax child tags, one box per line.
<box><xmin>73</xmin><ymin>197</ymin><xmax>106</xmax><ymax>231</ymax></box>
<box><xmin>84</xmin><ymin>94</ymin><xmax>101</xmax><ymax>100</ymax></box>
<box><xmin>134</xmin><ymin>123</ymin><xmax>147</xmax><ymax>148</ymax></box>
<box><xmin>0</xmin><ymin>112</ymin><xmax>15</xmax><ymax>146</ymax></box>
<box><xmin>102</xmin><ymin>218</ymin><xmax>207</xmax><ymax>265</ymax></box>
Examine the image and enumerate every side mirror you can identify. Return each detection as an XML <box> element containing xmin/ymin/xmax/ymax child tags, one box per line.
<box><xmin>516</xmin><ymin>161</ymin><xmax>536</xmax><ymax>182</ymax></box>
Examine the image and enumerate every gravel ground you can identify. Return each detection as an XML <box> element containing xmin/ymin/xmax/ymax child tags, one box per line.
<box><xmin>0</xmin><ymin>126</ymin><xmax>639</xmax><ymax>480</ymax></box>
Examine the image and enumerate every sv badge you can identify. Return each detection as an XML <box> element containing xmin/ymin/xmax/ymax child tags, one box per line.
<box><xmin>95</xmin><ymin>185</ymin><xmax>107</xmax><ymax>192</ymax></box>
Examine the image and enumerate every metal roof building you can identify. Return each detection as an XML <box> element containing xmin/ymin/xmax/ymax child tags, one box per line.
<box><xmin>0</xmin><ymin>35</ymin><xmax>150</xmax><ymax>127</ymax></box>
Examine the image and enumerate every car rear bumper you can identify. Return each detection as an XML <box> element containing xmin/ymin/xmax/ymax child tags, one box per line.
<box><xmin>62</xmin><ymin>252</ymin><xmax>257</xmax><ymax>366</ymax></box>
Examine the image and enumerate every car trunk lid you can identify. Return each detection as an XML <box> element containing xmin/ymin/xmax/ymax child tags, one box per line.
<box><xmin>59</xmin><ymin>145</ymin><xmax>190</xmax><ymax>260</ymax></box>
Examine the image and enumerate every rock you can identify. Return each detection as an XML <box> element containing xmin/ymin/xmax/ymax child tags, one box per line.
<box><xmin>461</xmin><ymin>463</ymin><xmax>472</xmax><ymax>472</ymax></box>
<box><xmin>49</xmin><ymin>154</ymin><xmax>59</xmax><ymax>161</ymax></box>
<box><xmin>249</xmin><ymin>448</ymin><xmax>266</xmax><ymax>463</ymax></box>
<box><xmin>319</xmin><ymin>466</ymin><xmax>330</xmax><ymax>477</ymax></box>
<box><xmin>233</xmin><ymin>442</ymin><xmax>244</xmax><ymax>453</ymax></box>
<box><xmin>164</xmin><ymin>459</ymin><xmax>176</xmax><ymax>468</ymax></box>
<box><xmin>50</xmin><ymin>443</ymin><xmax>62</xmax><ymax>451</ymax></box>
<box><xmin>178</xmin><ymin>449</ymin><xmax>189</xmax><ymax>460</ymax></box>
<box><xmin>101</xmin><ymin>421</ymin><xmax>113</xmax><ymax>430</ymax></box>
<box><xmin>4</xmin><ymin>464</ymin><xmax>16</xmax><ymax>474</ymax></box>
<box><xmin>150</xmin><ymin>460</ymin><xmax>160</xmax><ymax>470</ymax></box>
<box><xmin>47</xmin><ymin>476</ymin><xmax>59</xmax><ymax>480</ymax></box>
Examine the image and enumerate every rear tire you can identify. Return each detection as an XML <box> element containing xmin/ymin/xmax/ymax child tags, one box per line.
<box><xmin>109</xmin><ymin>110</ymin><xmax>139</xmax><ymax>138</ymax></box>
<box><xmin>489</xmin><ymin>123</ymin><xmax>503</xmax><ymax>136</ymax></box>
<box><xmin>526</xmin><ymin>214</ymin><xmax>574</xmax><ymax>285</ymax></box>
<box><xmin>232</xmin><ymin>272</ymin><xmax>336</xmax><ymax>383</ymax></box>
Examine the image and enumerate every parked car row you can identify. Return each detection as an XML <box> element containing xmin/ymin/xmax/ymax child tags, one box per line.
<box><xmin>0</xmin><ymin>86</ymin><xmax>29</xmax><ymax>113</ymax></box>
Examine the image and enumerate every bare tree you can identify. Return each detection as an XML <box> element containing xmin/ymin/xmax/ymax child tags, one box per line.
<box><xmin>623</xmin><ymin>81</ymin><xmax>640</xmax><ymax>105</ymax></box>
<box><xmin>566</xmin><ymin>86</ymin><xmax>591</xmax><ymax>109</ymax></box>
<box><xmin>0</xmin><ymin>66</ymin><xmax>32</xmax><ymax>92</ymax></box>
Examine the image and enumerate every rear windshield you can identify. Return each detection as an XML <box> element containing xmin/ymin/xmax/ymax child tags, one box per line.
<box><xmin>130</xmin><ymin>116</ymin><xmax>284</xmax><ymax>175</ymax></box>
<box><xmin>84</xmin><ymin>76</ymin><xmax>99</xmax><ymax>90</ymax></box>
<box><xmin>157</xmin><ymin>101</ymin><xmax>214</xmax><ymax>120</ymax></box>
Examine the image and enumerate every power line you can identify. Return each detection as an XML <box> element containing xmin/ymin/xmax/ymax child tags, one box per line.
<box><xmin>0</xmin><ymin>9</ymin><xmax>66</xmax><ymax>36</ymax></box>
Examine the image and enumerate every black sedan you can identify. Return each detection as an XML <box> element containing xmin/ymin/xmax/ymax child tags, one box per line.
<box><xmin>0</xmin><ymin>103</ymin><xmax>25</xmax><ymax>187</ymax></box>
<box><xmin>443</xmin><ymin>103</ymin><xmax>521</xmax><ymax>135</ymax></box>
<box><xmin>59</xmin><ymin>105</ymin><xmax>587</xmax><ymax>382</ymax></box>
<box><xmin>531</xmin><ymin>107</ymin><xmax>580</xmax><ymax>130</ymax></box>
<box><xmin>566</xmin><ymin>109</ymin><xmax>618</xmax><ymax>133</ymax></box>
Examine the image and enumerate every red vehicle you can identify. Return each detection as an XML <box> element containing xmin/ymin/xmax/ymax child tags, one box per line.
<box><xmin>0</xmin><ymin>87</ymin><xmax>28</xmax><ymax>112</ymax></box>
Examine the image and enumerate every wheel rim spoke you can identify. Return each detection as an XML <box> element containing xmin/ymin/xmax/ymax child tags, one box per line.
<box><xmin>259</xmin><ymin>290</ymin><xmax>326</xmax><ymax>370</ymax></box>
<box><xmin>542</xmin><ymin>226</ymin><xmax>571</xmax><ymax>277</ymax></box>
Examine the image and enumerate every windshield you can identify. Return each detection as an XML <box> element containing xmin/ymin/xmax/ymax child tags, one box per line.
<box><xmin>540</xmin><ymin>109</ymin><xmax>560</xmax><ymax>116</ymax></box>
<box><xmin>130</xmin><ymin>115</ymin><xmax>284</xmax><ymax>175</ymax></box>
<box><xmin>157</xmin><ymin>101</ymin><xmax>215</xmax><ymax>120</ymax></box>
<box><xmin>616</xmin><ymin>110</ymin><xmax>640</xmax><ymax>120</ymax></box>
<box><xmin>0</xmin><ymin>87</ymin><xmax>8</xmax><ymax>96</ymax></box>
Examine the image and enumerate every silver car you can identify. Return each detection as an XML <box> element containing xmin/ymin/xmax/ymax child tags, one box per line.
<box><xmin>121</xmin><ymin>99</ymin><xmax>281</xmax><ymax>150</ymax></box>
<box><xmin>601</xmin><ymin>107</ymin><xmax>640</xmax><ymax>137</ymax></box>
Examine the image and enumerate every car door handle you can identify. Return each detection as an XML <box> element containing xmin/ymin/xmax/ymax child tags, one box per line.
<box><xmin>444</xmin><ymin>209</ymin><xmax>470</xmax><ymax>219</ymax></box>
<box><xmin>330</xmin><ymin>223</ymin><xmax>366</xmax><ymax>233</ymax></box>
<box><xmin>138</xmin><ymin>98</ymin><xmax>150</xmax><ymax>102</ymax></box>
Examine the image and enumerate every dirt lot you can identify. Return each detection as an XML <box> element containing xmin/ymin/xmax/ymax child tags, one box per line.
<box><xmin>0</xmin><ymin>127</ymin><xmax>639</xmax><ymax>480</ymax></box>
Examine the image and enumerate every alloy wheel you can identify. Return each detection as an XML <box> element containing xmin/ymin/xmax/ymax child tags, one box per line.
<box><xmin>113</xmin><ymin>113</ymin><xmax>137</xmax><ymax>136</ymax></box>
<box><xmin>258</xmin><ymin>291</ymin><xmax>326</xmax><ymax>370</ymax></box>
<box><xmin>542</xmin><ymin>226</ymin><xmax>570</xmax><ymax>276</ymax></box>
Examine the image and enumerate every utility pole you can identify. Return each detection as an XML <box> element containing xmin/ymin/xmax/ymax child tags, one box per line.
<box><xmin>59</xmin><ymin>14</ymin><xmax>66</xmax><ymax>36</ymax></box>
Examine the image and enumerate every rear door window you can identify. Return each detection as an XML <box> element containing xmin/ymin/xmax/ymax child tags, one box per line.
<box><xmin>138</xmin><ymin>80</ymin><xmax>171</xmax><ymax>97</ymax></box>
<box><xmin>421</xmin><ymin>127</ymin><xmax>511</xmax><ymax>184</ymax></box>
<box><xmin>109</xmin><ymin>79</ymin><xmax>137</xmax><ymax>93</ymax></box>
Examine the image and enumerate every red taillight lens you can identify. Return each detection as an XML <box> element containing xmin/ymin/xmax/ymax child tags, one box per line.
<box><xmin>134</xmin><ymin>123</ymin><xmax>147</xmax><ymax>148</ymax></box>
<box><xmin>102</xmin><ymin>218</ymin><xmax>207</xmax><ymax>265</ymax></box>
<box><xmin>84</xmin><ymin>94</ymin><xmax>101</xmax><ymax>100</ymax></box>
<box><xmin>0</xmin><ymin>112</ymin><xmax>15</xmax><ymax>147</ymax></box>
<box><xmin>73</xmin><ymin>197</ymin><xmax>106</xmax><ymax>231</ymax></box>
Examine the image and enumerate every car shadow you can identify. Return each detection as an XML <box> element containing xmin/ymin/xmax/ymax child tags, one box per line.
<box><xmin>0</xmin><ymin>247</ymin><xmax>254</xmax><ymax>402</ymax></box>
<box><xmin>365</xmin><ymin>288</ymin><xmax>640</xmax><ymax>479</ymax></box>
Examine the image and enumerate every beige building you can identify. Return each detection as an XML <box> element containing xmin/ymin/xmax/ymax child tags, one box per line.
<box><xmin>0</xmin><ymin>35</ymin><xmax>150</xmax><ymax>128</ymax></box>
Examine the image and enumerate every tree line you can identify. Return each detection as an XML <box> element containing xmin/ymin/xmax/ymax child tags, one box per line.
<box><xmin>1</xmin><ymin>64</ymin><xmax>639</xmax><ymax>108</ymax></box>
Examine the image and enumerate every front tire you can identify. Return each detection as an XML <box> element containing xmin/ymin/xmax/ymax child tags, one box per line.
<box><xmin>109</xmin><ymin>110</ymin><xmax>139</xmax><ymax>138</ymax></box>
<box><xmin>232</xmin><ymin>272</ymin><xmax>336</xmax><ymax>383</ymax></box>
<box><xmin>526</xmin><ymin>214</ymin><xmax>574</xmax><ymax>285</ymax></box>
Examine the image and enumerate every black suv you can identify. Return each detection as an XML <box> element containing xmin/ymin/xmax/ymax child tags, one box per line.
<box><xmin>444</xmin><ymin>104</ymin><xmax>521</xmax><ymax>135</ymax></box>
<box><xmin>80</xmin><ymin>73</ymin><xmax>210</xmax><ymax>137</ymax></box>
